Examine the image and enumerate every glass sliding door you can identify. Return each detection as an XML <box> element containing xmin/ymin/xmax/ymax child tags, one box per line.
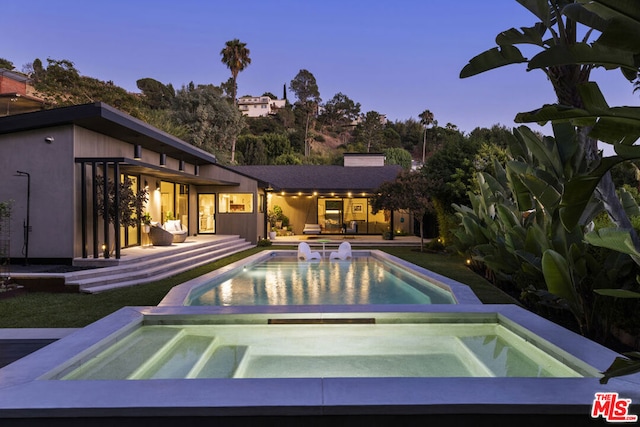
<box><xmin>120</xmin><ymin>174</ymin><xmax>140</xmax><ymax>247</ymax></box>
<box><xmin>160</xmin><ymin>181</ymin><xmax>189</xmax><ymax>225</ymax></box>
<box><xmin>198</xmin><ymin>194</ymin><xmax>216</xmax><ymax>233</ymax></box>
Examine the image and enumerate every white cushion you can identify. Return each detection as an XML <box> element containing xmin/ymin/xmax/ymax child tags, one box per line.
<box><xmin>164</xmin><ymin>220</ymin><xmax>181</xmax><ymax>232</ymax></box>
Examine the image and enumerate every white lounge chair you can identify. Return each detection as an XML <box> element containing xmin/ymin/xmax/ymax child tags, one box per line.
<box><xmin>297</xmin><ymin>242</ymin><xmax>322</xmax><ymax>261</ymax></box>
<box><xmin>302</xmin><ymin>223</ymin><xmax>322</xmax><ymax>235</ymax></box>
<box><xmin>330</xmin><ymin>241</ymin><xmax>352</xmax><ymax>260</ymax></box>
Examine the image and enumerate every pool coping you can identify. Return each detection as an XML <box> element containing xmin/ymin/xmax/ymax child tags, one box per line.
<box><xmin>158</xmin><ymin>249</ymin><xmax>482</xmax><ymax>306</ymax></box>
<box><xmin>0</xmin><ymin>304</ymin><xmax>638</xmax><ymax>419</ymax></box>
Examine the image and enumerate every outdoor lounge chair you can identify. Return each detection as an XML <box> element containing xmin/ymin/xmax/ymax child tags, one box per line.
<box><xmin>329</xmin><ymin>241</ymin><xmax>352</xmax><ymax>260</ymax></box>
<box><xmin>149</xmin><ymin>225</ymin><xmax>174</xmax><ymax>246</ymax></box>
<box><xmin>297</xmin><ymin>242</ymin><xmax>322</xmax><ymax>261</ymax></box>
<box><xmin>302</xmin><ymin>223</ymin><xmax>322</xmax><ymax>235</ymax></box>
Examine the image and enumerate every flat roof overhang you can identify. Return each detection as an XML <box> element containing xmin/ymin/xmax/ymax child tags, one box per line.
<box><xmin>0</xmin><ymin>102</ymin><xmax>217</xmax><ymax>167</ymax></box>
<box><xmin>75</xmin><ymin>157</ymin><xmax>239</xmax><ymax>186</ymax></box>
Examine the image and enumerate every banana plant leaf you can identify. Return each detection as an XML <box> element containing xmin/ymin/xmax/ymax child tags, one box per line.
<box><xmin>528</xmin><ymin>43</ymin><xmax>637</xmax><ymax>73</ymax></box>
<box><xmin>516</xmin><ymin>125</ymin><xmax>564</xmax><ymax>176</ymax></box>
<box><xmin>542</xmin><ymin>249</ymin><xmax>576</xmax><ymax>303</ymax></box>
<box><xmin>519</xmin><ymin>173</ymin><xmax>562</xmax><ymax>211</ymax></box>
<box><xmin>567</xmin><ymin>0</ymin><xmax>640</xmax><ymax>54</ymax></box>
<box><xmin>559</xmin><ymin>156</ymin><xmax>623</xmax><ymax>230</ymax></box>
<box><xmin>460</xmin><ymin>46</ymin><xmax>527</xmax><ymax>78</ymax></box>
<box><xmin>517</xmin><ymin>0</ymin><xmax>552</xmax><ymax>27</ymax></box>
<box><xmin>600</xmin><ymin>351</ymin><xmax>640</xmax><ymax>384</ymax></box>
<box><xmin>584</xmin><ymin>228</ymin><xmax>640</xmax><ymax>258</ymax></box>
<box><xmin>495</xmin><ymin>24</ymin><xmax>546</xmax><ymax>47</ymax></box>
<box><xmin>620</xmin><ymin>188</ymin><xmax>640</xmax><ymax>217</ymax></box>
<box><xmin>594</xmin><ymin>289</ymin><xmax>640</xmax><ymax>298</ymax></box>
<box><xmin>517</xmin><ymin>83</ymin><xmax>640</xmax><ymax>145</ymax></box>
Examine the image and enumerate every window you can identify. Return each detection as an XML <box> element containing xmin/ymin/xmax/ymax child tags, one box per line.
<box><xmin>218</xmin><ymin>193</ymin><xmax>253</xmax><ymax>213</ymax></box>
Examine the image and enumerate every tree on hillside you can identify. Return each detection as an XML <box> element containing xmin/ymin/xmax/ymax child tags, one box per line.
<box><xmin>289</xmin><ymin>69</ymin><xmax>321</xmax><ymax>157</ymax></box>
<box><xmin>320</xmin><ymin>92</ymin><xmax>361</xmax><ymax>128</ymax></box>
<box><xmin>0</xmin><ymin>58</ymin><xmax>14</xmax><ymax>70</ymax></box>
<box><xmin>220</xmin><ymin>39</ymin><xmax>251</xmax><ymax>105</ymax></box>
<box><xmin>371</xmin><ymin>170</ymin><xmax>433</xmax><ymax>251</ymax></box>
<box><xmin>384</xmin><ymin>147</ymin><xmax>413</xmax><ymax>170</ymax></box>
<box><xmin>136</xmin><ymin>78</ymin><xmax>175</xmax><ymax>110</ymax></box>
<box><xmin>220</xmin><ymin>39</ymin><xmax>251</xmax><ymax>164</ymax></box>
<box><xmin>28</xmin><ymin>57</ymin><xmax>142</xmax><ymax>115</ymax></box>
<box><xmin>418</xmin><ymin>109</ymin><xmax>435</xmax><ymax>164</ymax></box>
<box><xmin>387</xmin><ymin>118</ymin><xmax>424</xmax><ymax>153</ymax></box>
<box><xmin>171</xmin><ymin>83</ymin><xmax>245</xmax><ymax>163</ymax></box>
<box><xmin>356</xmin><ymin>111</ymin><xmax>385</xmax><ymax>152</ymax></box>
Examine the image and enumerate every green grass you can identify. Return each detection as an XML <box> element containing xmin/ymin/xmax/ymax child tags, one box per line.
<box><xmin>0</xmin><ymin>246</ymin><xmax>517</xmax><ymax>328</ymax></box>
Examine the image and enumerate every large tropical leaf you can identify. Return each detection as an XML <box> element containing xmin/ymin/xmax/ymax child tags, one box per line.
<box><xmin>515</xmin><ymin>125</ymin><xmax>564</xmax><ymax>176</ymax></box>
<box><xmin>460</xmin><ymin>46</ymin><xmax>528</xmax><ymax>78</ymax></box>
<box><xmin>517</xmin><ymin>82</ymin><xmax>640</xmax><ymax>145</ymax></box>
<box><xmin>519</xmin><ymin>172</ymin><xmax>562</xmax><ymax>211</ymax></box>
<box><xmin>620</xmin><ymin>188</ymin><xmax>640</xmax><ymax>217</ymax></box>
<box><xmin>568</xmin><ymin>0</ymin><xmax>640</xmax><ymax>53</ymax></box>
<box><xmin>542</xmin><ymin>249</ymin><xmax>576</xmax><ymax>303</ymax></box>
<box><xmin>517</xmin><ymin>0</ymin><xmax>553</xmax><ymax>27</ymax></box>
<box><xmin>559</xmin><ymin>157</ymin><xmax>621</xmax><ymax>229</ymax></box>
<box><xmin>594</xmin><ymin>289</ymin><xmax>640</xmax><ymax>298</ymax></box>
<box><xmin>495</xmin><ymin>24</ymin><xmax>547</xmax><ymax>47</ymax></box>
<box><xmin>600</xmin><ymin>351</ymin><xmax>640</xmax><ymax>384</ymax></box>
<box><xmin>528</xmin><ymin>43</ymin><xmax>637</xmax><ymax>73</ymax></box>
<box><xmin>584</xmin><ymin>228</ymin><xmax>640</xmax><ymax>258</ymax></box>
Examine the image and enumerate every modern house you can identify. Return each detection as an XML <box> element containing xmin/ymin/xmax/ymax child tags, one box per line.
<box><xmin>0</xmin><ymin>102</ymin><xmax>407</xmax><ymax>266</ymax></box>
<box><xmin>237</xmin><ymin>95</ymin><xmax>286</xmax><ymax>117</ymax></box>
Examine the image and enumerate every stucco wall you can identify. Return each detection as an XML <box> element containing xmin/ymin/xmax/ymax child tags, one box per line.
<box><xmin>0</xmin><ymin>126</ymin><xmax>75</xmax><ymax>261</ymax></box>
<box><xmin>196</xmin><ymin>168</ymin><xmax>261</xmax><ymax>244</ymax></box>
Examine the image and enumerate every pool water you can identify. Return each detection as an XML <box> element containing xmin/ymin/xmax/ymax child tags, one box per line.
<box><xmin>187</xmin><ymin>257</ymin><xmax>456</xmax><ymax>306</ymax></box>
<box><xmin>60</xmin><ymin>322</ymin><xmax>586</xmax><ymax>380</ymax></box>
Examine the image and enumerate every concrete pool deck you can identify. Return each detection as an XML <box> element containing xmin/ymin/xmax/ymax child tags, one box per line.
<box><xmin>0</xmin><ymin>305</ymin><xmax>638</xmax><ymax>425</ymax></box>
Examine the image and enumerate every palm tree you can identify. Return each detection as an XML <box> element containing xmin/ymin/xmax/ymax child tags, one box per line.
<box><xmin>220</xmin><ymin>39</ymin><xmax>251</xmax><ymax>104</ymax></box>
<box><xmin>418</xmin><ymin>110</ymin><xmax>434</xmax><ymax>164</ymax></box>
<box><xmin>220</xmin><ymin>39</ymin><xmax>251</xmax><ymax>163</ymax></box>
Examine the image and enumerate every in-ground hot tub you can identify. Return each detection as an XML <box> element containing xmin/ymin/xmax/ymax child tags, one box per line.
<box><xmin>58</xmin><ymin>318</ymin><xmax>587</xmax><ymax>380</ymax></box>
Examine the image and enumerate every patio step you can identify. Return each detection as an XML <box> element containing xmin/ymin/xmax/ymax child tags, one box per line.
<box><xmin>67</xmin><ymin>236</ymin><xmax>253</xmax><ymax>294</ymax></box>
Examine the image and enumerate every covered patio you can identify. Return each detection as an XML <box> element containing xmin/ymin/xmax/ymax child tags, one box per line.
<box><xmin>234</xmin><ymin>153</ymin><xmax>413</xmax><ymax>238</ymax></box>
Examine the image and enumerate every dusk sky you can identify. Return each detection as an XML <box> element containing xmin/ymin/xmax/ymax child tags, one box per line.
<box><xmin>4</xmin><ymin>0</ymin><xmax>638</xmax><ymax>138</ymax></box>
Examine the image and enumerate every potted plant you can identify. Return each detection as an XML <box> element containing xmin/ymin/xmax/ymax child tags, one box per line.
<box><xmin>141</xmin><ymin>212</ymin><xmax>152</xmax><ymax>233</ymax></box>
<box><xmin>269</xmin><ymin>226</ymin><xmax>277</xmax><ymax>240</ymax></box>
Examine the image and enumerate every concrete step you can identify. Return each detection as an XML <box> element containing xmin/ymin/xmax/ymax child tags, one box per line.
<box><xmin>69</xmin><ymin>237</ymin><xmax>253</xmax><ymax>293</ymax></box>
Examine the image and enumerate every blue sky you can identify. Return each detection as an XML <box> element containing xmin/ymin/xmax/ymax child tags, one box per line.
<box><xmin>4</xmin><ymin>0</ymin><xmax>638</xmax><ymax>137</ymax></box>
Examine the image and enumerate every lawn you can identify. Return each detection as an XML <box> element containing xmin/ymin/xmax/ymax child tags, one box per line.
<box><xmin>0</xmin><ymin>246</ymin><xmax>517</xmax><ymax>328</ymax></box>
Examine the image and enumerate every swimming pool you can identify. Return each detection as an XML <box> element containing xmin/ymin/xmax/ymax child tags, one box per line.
<box><xmin>160</xmin><ymin>250</ymin><xmax>481</xmax><ymax>306</ymax></box>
